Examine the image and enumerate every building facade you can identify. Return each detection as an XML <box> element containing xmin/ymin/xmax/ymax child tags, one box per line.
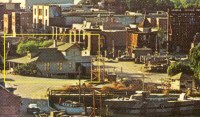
<box><xmin>33</xmin><ymin>5</ymin><xmax>65</xmax><ymax>33</ymax></box>
<box><xmin>4</xmin><ymin>11</ymin><xmax>33</xmax><ymax>36</ymax></box>
<box><xmin>168</xmin><ymin>9</ymin><xmax>200</xmax><ymax>53</ymax></box>
<box><xmin>4</xmin><ymin>14</ymin><xmax>12</xmax><ymax>34</ymax></box>
<box><xmin>0</xmin><ymin>3</ymin><xmax>21</xmax><ymax>31</ymax></box>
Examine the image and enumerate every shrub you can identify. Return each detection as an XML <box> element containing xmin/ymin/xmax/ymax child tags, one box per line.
<box><xmin>14</xmin><ymin>63</ymin><xmax>41</xmax><ymax>76</ymax></box>
<box><xmin>167</xmin><ymin>62</ymin><xmax>194</xmax><ymax>76</ymax></box>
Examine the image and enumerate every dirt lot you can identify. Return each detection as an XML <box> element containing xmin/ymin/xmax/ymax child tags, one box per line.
<box><xmin>0</xmin><ymin>62</ymin><xmax>168</xmax><ymax>116</ymax></box>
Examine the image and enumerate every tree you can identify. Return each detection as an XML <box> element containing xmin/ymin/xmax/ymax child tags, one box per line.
<box><xmin>14</xmin><ymin>63</ymin><xmax>41</xmax><ymax>76</ymax></box>
<box><xmin>167</xmin><ymin>62</ymin><xmax>194</xmax><ymax>76</ymax></box>
<box><xmin>190</xmin><ymin>43</ymin><xmax>200</xmax><ymax>78</ymax></box>
<box><xmin>17</xmin><ymin>40</ymin><xmax>53</xmax><ymax>55</ymax></box>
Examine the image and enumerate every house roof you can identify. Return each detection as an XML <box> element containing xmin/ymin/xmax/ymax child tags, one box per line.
<box><xmin>170</xmin><ymin>72</ymin><xmax>192</xmax><ymax>80</ymax></box>
<box><xmin>7</xmin><ymin>56</ymin><xmax>38</xmax><ymax>64</ymax></box>
<box><xmin>49</xmin><ymin>42</ymin><xmax>80</xmax><ymax>51</ymax></box>
<box><xmin>37</xmin><ymin>48</ymin><xmax>66</xmax><ymax>62</ymax></box>
<box><xmin>138</xmin><ymin>16</ymin><xmax>152</xmax><ymax>28</ymax></box>
<box><xmin>8</xmin><ymin>48</ymin><xmax>66</xmax><ymax>63</ymax></box>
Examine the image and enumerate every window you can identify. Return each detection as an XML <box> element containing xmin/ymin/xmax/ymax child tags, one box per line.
<box><xmin>69</xmin><ymin>62</ymin><xmax>72</xmax><ymax>68</ymax></box>
<box><xmin>44</xmin><ymin>62</ymin><xmax>50</xmax><ymax>71</ymax></box>
<box><xmin>34</xmin><ymin>8</ymin><xmax>36</xmax><ymax>15</ymax></box>
<box><xmin>39</xmin><ymin>9</ymin><xmax>42</xmax><ymax>15</ymax></box>
<box><xmin>45</xmin><ymin>9</ymin><xmax>48</xmax><ymax>16</ymax></box>
<box><xmin>57</xmin><ymin>62</ymin><xmax>63</xmax><ymax>71</ymax></box>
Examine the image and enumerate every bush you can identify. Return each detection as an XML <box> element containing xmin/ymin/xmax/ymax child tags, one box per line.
<box><xmin>190</xmin><ymin>43</ymin><xmax>200</xmax><ymax>78</ymax></box>
<box><xmin>167</xmin><ymin>62</ymin><xmax>194</xmax><ymax>76</ymax></box>
<box><xmin>14</xmin><ymin>63</ymin><xmax>41</xmax><ymax>76</ymax></box>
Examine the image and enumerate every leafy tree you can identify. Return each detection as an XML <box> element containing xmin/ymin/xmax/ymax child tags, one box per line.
<box><xmin>17</xmin><ymin>40</ymin><xmax>53</xmax><ymax>55</ymax></box>
<box><xmin>190</xmin><ymin>43</ymin><xmax>200</xmax><ymax>78</ymax></box>
<box><xmin>14</xmin><ymin>63</ymin><xmax>41</xmax><ymax>76</ymax></box>
<box><xmin>42</xmin><ymin>40</ymin><xmax>53</xmax><ymax>47</ymax></box>
<box><xmin>171</xmin><ymin>0</ymin><xmax>200</xmax><ymax>8</ymax></box>
<box><xmin>167</xmin><ymin>62</ymin><xmax>194</xmax><ymax>76</ymax></box>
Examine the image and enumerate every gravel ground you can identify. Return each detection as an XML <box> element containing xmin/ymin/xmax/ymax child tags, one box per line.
<box><xmin>0</xmin><ymin>62</ymin><xmax>168</xmax><ymax>116</ymax></box>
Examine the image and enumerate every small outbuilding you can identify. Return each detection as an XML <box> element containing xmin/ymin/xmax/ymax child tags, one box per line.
<box><xmin>170</xmin><ymin>72</ymin><xmax>195</xmax><ymax>91</ymax></box>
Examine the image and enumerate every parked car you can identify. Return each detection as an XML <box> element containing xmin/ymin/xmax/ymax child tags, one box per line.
<box><xmin>27</xmin><ymin>103</ymin><xmax>40</xmax><ymax>114</ymax></box>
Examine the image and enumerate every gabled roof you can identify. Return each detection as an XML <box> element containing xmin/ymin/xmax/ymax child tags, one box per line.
<box><xmin>7</xmin><ymin>56</ymin><xmax>38</xmax><ymax>64</ymax></box>
<box><xmin>171</xmin><ymin>72</ymin><xmax>192</xmax><ymax>80</ymax></box>
<box><xmin>8</xmin><ymin>48</ymin><xmax>66</xmax><ymax>63</ymax></box>
<box><xmin>138</xmin><ymin>15</ymin><xmax>152</xmax><ymax>28</ymax></box>
<box><xmin>37</xmin><ymin>48</ymin><xmax>66</xmax><ymax>62</ymax></box>
<box><xmin>49</xmin><ymin>42</ymin><xmax>80</xmax><ymax>51</ymax></box>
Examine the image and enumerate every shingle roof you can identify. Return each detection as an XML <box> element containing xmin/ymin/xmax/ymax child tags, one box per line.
<box><xmin>7</xmin><ymin>56</ymin><xmax>38</xmax><ymax>64</ymax></box>
<box><xmin>8</xmin><ymin>48</ymin><xmax>66</xmax><ymax>63</ymax></box>
<box><xmin>37</xmin><ymin>48</ymin><xmax>66</xmax><ymax>62</ymax></box>
<box><xmin>49</xmin><ymin>42</ymin><xmax>80</xmax><ymax>51</ymax></box>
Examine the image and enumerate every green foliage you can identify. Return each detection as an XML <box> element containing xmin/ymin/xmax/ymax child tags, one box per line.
<box><xmin>190</xmin><ymin>43</ymin><xmax>200</xmax><ymax>78</ymax></box>
<box><xmin>167</xmin><ymin>62</ymin><xmax>194</xmax><ymax>76</ymax></box>
<box><xmin>171</xmin><ymin>0</ymin><xmax>200</xmax><ymax>8</ymax></box>
<box><xmin>14</xmin><ymin>63</ymin><xmax>41</xmax><ymax>76</ymax></box>
<box><xmin>42</xmin><ymin>40</ymin><xmax>53</xmax><ymax>47</ymax></box>
<box><xmin>17</xmin><ymin>40</ymin><xmax>53</xmax><ymax>55</ymax></box>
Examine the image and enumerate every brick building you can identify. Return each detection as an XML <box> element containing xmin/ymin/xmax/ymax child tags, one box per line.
<box><xmin>0</xmin><ymin>85</ymin><xmax>21</xmax><ymax>117</ymax></box>
<box><xmin>168</xmin><ymin>9</ymin><xmax>200</xmax><ymax>53</ymax></box>
<box><xmin>0</xmin><ymin>3</ymin><xmax>21</xmax><ymax>31</ymax></box>
<box><xmin>11</xmin><ymin>11</ymin><xmax>33</xmax><ymax>36</ymax></box>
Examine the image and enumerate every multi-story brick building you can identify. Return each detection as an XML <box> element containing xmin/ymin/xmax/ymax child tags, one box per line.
<box><xmin>11</xmin><ymin>11</ymin><xmax>33</xmax><ymax>36</ymax></box>
<box><xmin>0</xmin><ymin>2</ymin><xmax>21</xmax><ymax>31</ymax></box>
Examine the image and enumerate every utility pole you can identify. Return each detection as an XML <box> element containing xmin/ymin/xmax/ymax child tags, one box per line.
<box><xmin>93</xmin><ymin>90</ymin><xmax>96</xmax><ymax>116</ymax></box>
<box><xmin>78</xmin><ymin>66</ymin><xmax>81</xmax><ymax>103</ymax></box>
<box><xmin>167</xmin><ymin>9</ymin><xmax>170</xmax><ymax>56</ymax></box>
<box><xmin>142</xmin><ymin>73</ymin><xmax>145</xmax><ymax>91</ymax></box>
<box><xmin>100</xmin><ymin>92</ymin><xmax>102</xmax><ymax>116</ymax></box>
<box><xmin>91</xmin><ymin>58</ymin><xmax>93</xmax><ymax>82</ymax></box>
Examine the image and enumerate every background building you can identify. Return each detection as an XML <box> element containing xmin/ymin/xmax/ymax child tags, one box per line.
<box><xmin>0</xmin><ymin>2</ymin><xmax>21</xmax><ymax>31</ymax></box>
<box><xmin>169</xmin><ymin>9</ymin><xmax>200</xmax><ymax>53</ymax></box>
<box><xmin>0</xmin><ymin>0</ymin><xmax>81</xmax><ymax>9</ymax></box>
<box><xmin>33</xmin><ymin>5</ymin><xmax>65</xmax><ymax>33</ymax></box>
